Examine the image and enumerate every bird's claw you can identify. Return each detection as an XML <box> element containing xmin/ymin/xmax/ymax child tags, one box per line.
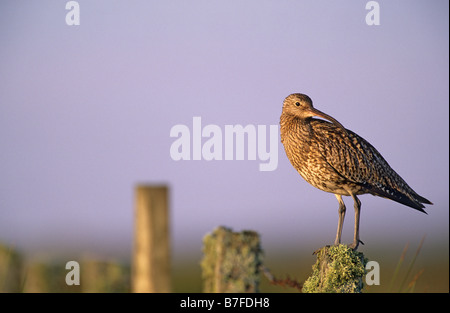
<box><xmin>347</xmin><ymin>239</ymin><xmax>364</xmax><ymax>250</ymax></box>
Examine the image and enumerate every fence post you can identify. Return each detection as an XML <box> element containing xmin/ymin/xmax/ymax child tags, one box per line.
<box><xmin>132</xmin><ymin>185</ymin><xmax>171</xmax><ymax>293</ymax></box>
<box><xmin>201</xmin><ymin>226</ymin><xmax>263</xmax><ymax>293</ymax></box>
<box><xmin>302</xmin><ymin>244</ymin><xmax>368</xmax><ymax>293</ymax></box>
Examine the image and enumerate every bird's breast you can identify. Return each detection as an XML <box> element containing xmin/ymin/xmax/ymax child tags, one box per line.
<box><xmin>280</xmin><ymin>118</ymin><xmax>362</xmax><ymax>195</ymax></box>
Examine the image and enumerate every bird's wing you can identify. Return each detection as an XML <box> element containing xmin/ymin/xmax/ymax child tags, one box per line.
<box><xmin>311</xmin><ymin>120</ymin><xmax>428</xmax><ymax>212</ymax></box>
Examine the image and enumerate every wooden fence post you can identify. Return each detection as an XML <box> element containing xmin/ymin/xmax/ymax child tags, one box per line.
<box><xmin>132</xmin><ymin>185</ymin><xmax>171</xmax><ymax>293</ymax></box>
<box><xmin>201</xmin><ymin>226</ymin><xmax>263</xmax><ymax>293</ymax></box>
<box><xmin>302</xmin><ymin>244</ymin><xmax>368</xmax><ymax>293</ymax></box>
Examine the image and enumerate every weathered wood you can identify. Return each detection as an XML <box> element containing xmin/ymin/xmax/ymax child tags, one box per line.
<box><xmin>302</xmin><ymin>244</ymin><xmax>367</xmax><ymax>293</ymax></box>
<box><xmin>201</xmin><ymin>226</ymin><xmax>263</xmax><ymax>293</ymax></box>
<box><xmin>132</xmin><ymin>185</ymin><xmax>171</xmax><ymax>292</ymax></box>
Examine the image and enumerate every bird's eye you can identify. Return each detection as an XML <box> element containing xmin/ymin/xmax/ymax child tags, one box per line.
<box><xmin>295</xmin><ymin>102</ymin><xmax>301</xmax><ymax>107</ymax></box>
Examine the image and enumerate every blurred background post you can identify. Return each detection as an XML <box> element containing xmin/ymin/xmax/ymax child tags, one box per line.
<box><xmin>201</xmin><ymin>226</ymin><xmax>263</xmax><ymax>293</ymax></box>
<box><xmin>132</xmin><ymin>185</ymin><xmax>171</xmax><ymax>293</ymax></box>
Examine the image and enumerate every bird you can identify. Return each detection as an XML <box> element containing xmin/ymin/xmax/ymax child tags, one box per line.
<box><xmin>280</xmin><ymin>93</ymin><xmax>432</xmax><ymax>250</ymax></box>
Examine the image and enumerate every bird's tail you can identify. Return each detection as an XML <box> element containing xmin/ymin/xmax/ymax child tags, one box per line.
<box><xmin>415</xmin><ymin>194</ymin><xmax>433</xmax><ymax>206</ymax></box>
<box><xmin>366</xmin><ymin>184</ymin><xmax>432</xmax><ymax>214</ymax></box>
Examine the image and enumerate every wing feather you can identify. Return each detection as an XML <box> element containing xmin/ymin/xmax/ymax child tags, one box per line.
<box><xmin>310</xmin><ymin>120</ymin><xmax>429</xmax><ymax>212</ymax></box>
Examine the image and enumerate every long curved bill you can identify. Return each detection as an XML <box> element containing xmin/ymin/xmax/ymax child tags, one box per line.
<box><xmin>310</xmin><ymin>108</ymin><xmax>349</xmax><ymax>135</ymax></box>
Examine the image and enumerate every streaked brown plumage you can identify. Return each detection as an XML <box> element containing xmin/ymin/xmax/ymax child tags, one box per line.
<box><xmin>280</xmin><ymin>93</ymin><xmax>432</xmax><ymax>249</ymax></box>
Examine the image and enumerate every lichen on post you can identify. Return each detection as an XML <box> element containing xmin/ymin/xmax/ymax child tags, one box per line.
<box><xmin>303</xmin><ymin>244</ymin><xmax>368</xmax><ymax>293</ymax></box>
<box><xmin>201</xmin><ymin>226</ymin><xmax>263</xmax><ymax>293</ymax></box>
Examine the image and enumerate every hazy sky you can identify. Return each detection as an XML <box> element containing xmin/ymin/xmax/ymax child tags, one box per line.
<box><xmin>0</xmin><ymin>1</ymin><xmax>448</xmax><ymax>261</ymax></box>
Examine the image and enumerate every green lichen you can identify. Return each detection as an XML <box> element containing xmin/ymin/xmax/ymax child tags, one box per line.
<box><xmin>303</xmin><ymin>244</ymin><xmax>368</xmax><ymax>293</ymax></box>
<box><xmin>201</xmin><ymin>226</ymin><xmax>263</xmax><ymax>292</ymax></box>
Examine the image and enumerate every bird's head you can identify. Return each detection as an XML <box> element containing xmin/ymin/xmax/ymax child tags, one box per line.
<box><xmin>282</xmin><ymin>93</ymin><xmax>347</xmax><ymax>133</ymax></box>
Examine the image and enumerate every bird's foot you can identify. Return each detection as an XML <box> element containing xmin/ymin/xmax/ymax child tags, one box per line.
<box><xmin>347</xmin><ymin>239</ymin><xmax>364</xmax><ymax>251</ymax></box>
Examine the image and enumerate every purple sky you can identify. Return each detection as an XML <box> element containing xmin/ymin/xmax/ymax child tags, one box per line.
<box><xmin>0</xmin><ymin>1</ymin><xmax>448</xmax><ymax>261</ymax></box>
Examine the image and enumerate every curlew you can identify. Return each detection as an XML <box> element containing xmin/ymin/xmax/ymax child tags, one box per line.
<box><xmin>280</xmin><ymin>93</ymin><xmax>432</xmax><ymax>250</ymax></box>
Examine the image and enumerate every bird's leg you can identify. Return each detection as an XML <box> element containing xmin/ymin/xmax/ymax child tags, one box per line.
<box><xmin>349</xmin><ymin>194</ymin><xmax>363</xmax><ymax>250</ymax></box>
<box><xmin>334</xmin><ymin>194</ymin><xmax>346</xmax><ymax>246</ymax></box>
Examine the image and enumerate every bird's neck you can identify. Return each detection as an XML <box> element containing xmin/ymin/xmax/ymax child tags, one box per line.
<box><xmin>280</xmin><ymin>113</ymin><xmax>313</xmax><ymax>141</ymax></box>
